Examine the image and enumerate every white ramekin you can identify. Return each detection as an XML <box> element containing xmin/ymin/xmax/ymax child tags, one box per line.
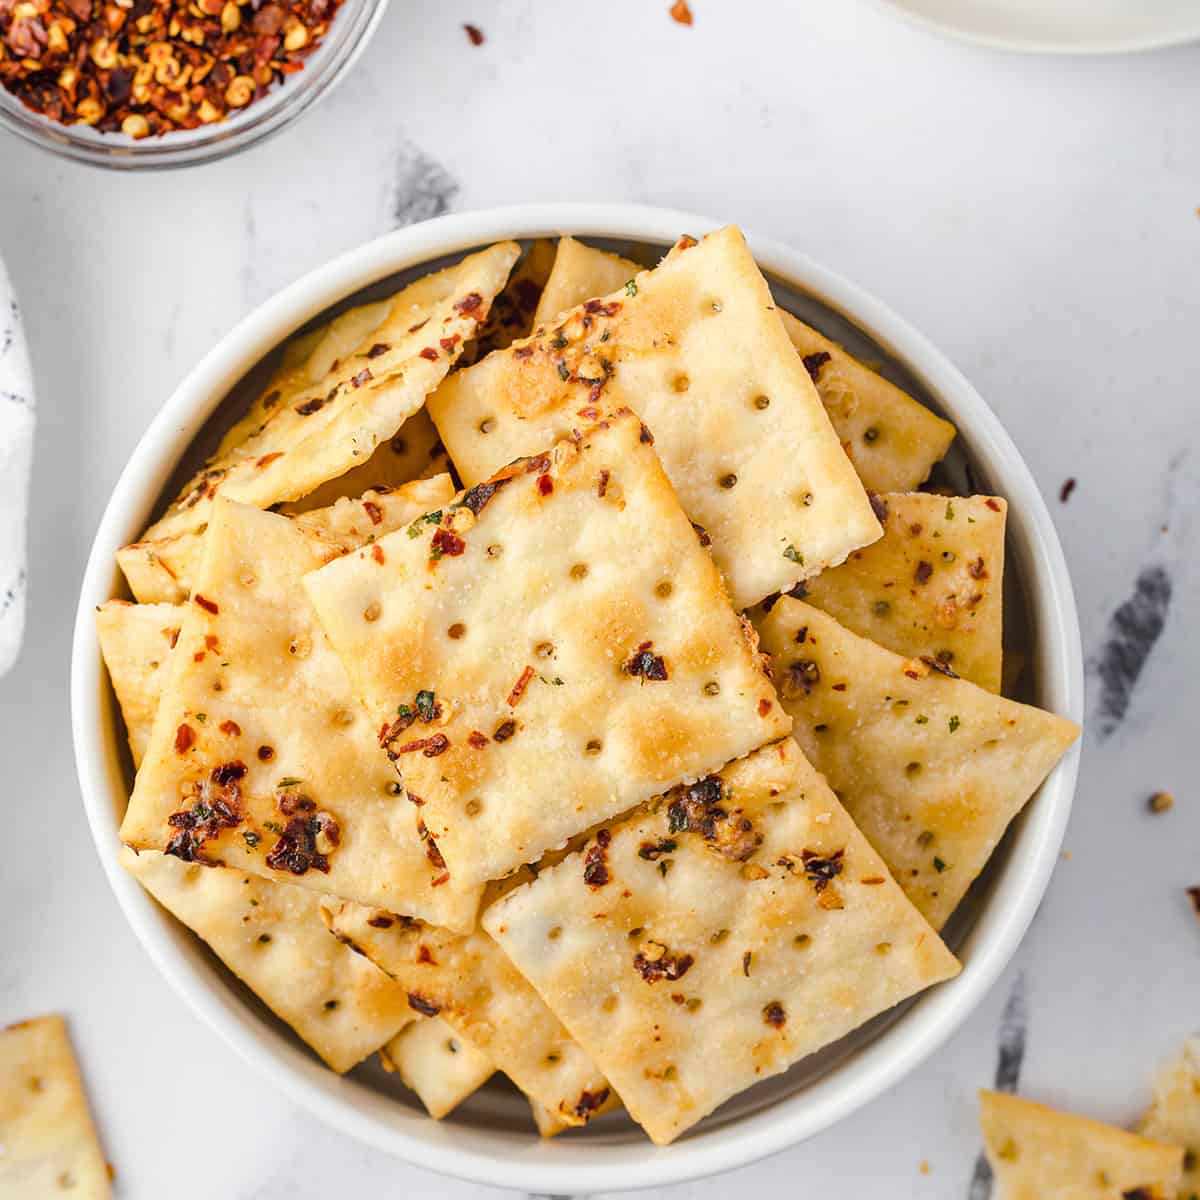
<box><xmin>71</xmin><ymin>203</ymin><xmax>1083</xmax><ymax>1193</ymax></box>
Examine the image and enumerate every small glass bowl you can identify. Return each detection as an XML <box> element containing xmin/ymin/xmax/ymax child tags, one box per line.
<box><xmin>0</xmin><ymin>0</ymin><xmax>387</xmax><ymax>169</ymax></box>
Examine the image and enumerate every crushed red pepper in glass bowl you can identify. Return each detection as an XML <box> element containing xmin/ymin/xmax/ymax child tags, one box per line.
<box><xmin>0</xmin><ymin>0</ymin><xmax>386</xmax><ymax>165</ymax></box>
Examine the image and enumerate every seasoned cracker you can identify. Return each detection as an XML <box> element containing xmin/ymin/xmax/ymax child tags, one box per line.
<box><xmin>120</xmin><ymin>497</ymin><xmax>479</xmax><ymax>929</ymax></box>
<box><xmin>304</xmin><ymin>409</ymin><xmax>789</xmax><ymax>886</ymax></box>
<box><xmin>427</xmin><ymin>226</ymin><xmax>880</xmax><ymax>608</ymax></box>
<box><xmin>122</xmin><ymin>848</ymin><xmax>411</xmax><ymax>1073</ymax></box>
<box><xmin>325</xmin><ymin>901</ymin><xmax>613</xmax><ymax>1128</ymax></box>
<box><xmin>483</xmin><ymin>739</ymin><xmax>959</xmax><ymax>1145</ymax></box>
<box><xmin>1139</xmin><ymin>1038</ymin><xmax>1200</xmax><ymax>1199</ymax></box>
<box><xmin>754</xmin><ymin>600</ymin><xmax>1079</xmax><ymax>928</ymax></box>
<box><xmin>281</xmin><ymin>411</ymin><xmax>448</xmax><ymax>515</ymax></box>
<box><xmin>980</xmin><ymin>1090</ymin><xmax>1183</xmax><ymax>1200</ymax></box>
<box><xmin>118</xmin><ymin>474</ymin><xmax>454</xmax><ymax>605</ymax></box>
<box><xmin>118</xmin><ymin>242</ymin><xmax>518</xmax><ymax>603</ymax></box>
<box><xmin>462</xmin><ymin>238</ymin><xmax>555</xmax><ymax>365</ymax></box>
<box><xmin>532</xmin><ymin>237</ymin><xmax>640</xmax><ymax>329</ymax></box>
<box><xmin>780</xmin><ymin>312</ymin><xmax>955</xmax><ymax>493</ymax></box>
<box><xmin>379</xmin><ymin>1016</ymin><xmax>495</xmax><ymax>1120</ymax></box>
<box><xmin>95</xmin><ymin>600</ymin><xmax>182</xmax><ymax>767</ymax></box>
<box><xmin>0</xmin><ymin>1015</ymin><xmax>111</xmax><ymax>1199</ymax></box>
<box><xmin>799</xmin><ymin>492</ymin><xmax>1005</xmax><ymax>692</ymax></box>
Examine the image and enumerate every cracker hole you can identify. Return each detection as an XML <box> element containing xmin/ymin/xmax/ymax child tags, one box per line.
<box><xmin>486</xmin><ymin>544</ymin><xmax>503</xmax><ymax>559</ymax></box>
<box><xmin>703</xmin><ymin>297</ymin><xmax>723</xmax><ymax>315</ymax></box>
<box><xmin>257</xmin><ymin>745</ymin><xmax>275</xmax><ymax>761</ymax></box>
<box><xmin>447</xmin><ymin>622</ymin><xmax>466</xmax><ymax>640</ymax></box>
<box><xmin>703</xmin><ymin>680</ymin><xmax>721</xmax><ymax>696</ymax></box>
<box><xmin>800</xmin><ymin>491</ymin><xmax>814</xmax><ymax>507</ymax></box>
<box><xmin>626</xmin><ymin>926</ymin><xmax>644</xmax><ymax>940</ymax></box>
<box><xmin>363</xmin><ymin>602</ymin><xmax>381</xmax><ymax>623</ymax></box>
<box><xmin>28</xmin><ymin>1075</ymin><xmax>43</xmax><ymax>1093</ymax></box>
<box><xmin>332</xmin><ymin>709</ymin><xmax>355</xmax><ymax>727</ymax></box>
<box><xmin>584</xmin><ymin>738</ymin><xmax>603</xmax><ymax>755</ymax></box>
<box><xmin>384</xmin><ymin>781</ymin><xmax>403</xmax><ymax>797</ymax></box>
<box><xmin>535</xmin><ymin>640</ymin><xmax>555</xmax><ymax>659</ymax></box>
<box><xmin>239</xmin><ymin>570</ymin><xmax>257</xmax><ymax>587</ymax></box>
<box><xmin>57</xmin><ymin>1172</ymin><xmax>75</xmax><ymax>1190</ymax></box>
<box><xmin>478</xmin><ymin>418</ymin><xmax>496</xmax><ymax>435</ymax></box>
<box><xmin>905</xmin><ymin>762</ymin><xmax>922</xmax><ymax>777</ymax></box>
<box><xmin>547</xmin><ymin>925</ymin><xmax>562</xmax><ymax>940</ymax></box>
<box><xmin>875</xmin><ymin>941</ymin><xmax>892</xmax><ymax>955</ymax></box>
<box><xmin>257</xmin><ymin>933</ymin><xmax>272</xmax><ymax>945</ymax></box>
<box><xmin>672</xmin><ymin>373</ymin><xmax>690</xmax><ymax>394</ymax></box>
<box><xmin>753</xmin><ymin>394</ymin><xmax>770</xmax><ymax>410</ymax></box>
<box><xmin>288</xmin><ymin>634</ymin><xmax>312</xmax><ymax>658</ymax></box>
<box><xmin>793</xmin><ymin>933</ymin><xmax>811</xmax><ymax>949</ymax></box>
<box><xmin>719</xmin><ymin>473</ymin><xmax>738</xmax><ymax>490</ymax></box>
<box><xmin>446</xmin><ymin>1039</ymin><xmax>459</xmax><ymax>1054</ymax></box>
<box><xmin>863</xmin><ymin>426</ymin><xmax>880</xmax><ymax>443</ymax></box>
<box><xmin>601</xmin><ymin>994</ymin><xmax>619</xmax><ymax>1012</ymax></box>
<box><xmin>654</xmin><ymin>580</ymin><xmax>673</xmax><ymax>599</ymax></box>
<box><xmin>569</xmin><ymin>563</ymin><xmax>589</xmax><ymax>580</ymax></box>
<box><xmin>464</xmin><ymin>798</ymin><xmax>482</xmax><ymax>817</ymax></box>
<box><xmin>390</xmin><ymin>434</ymin><xmax>408</xmax><ymax>455</ymax></box>
<box><xmin>545</xmin><ymin>1051</ymin><xmax>561</xmax><ymax>1064</ymax></box>
<box><xmin>323</xmin><ymin>999</ymin><xmax>339</xmax><ymax>1011</ymax></box>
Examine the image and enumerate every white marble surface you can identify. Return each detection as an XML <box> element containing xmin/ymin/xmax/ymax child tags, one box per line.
<box><xmin>1</xmin><ymin>2</ymin><xmax>1198</xmax><ymax>1196</ymax></box>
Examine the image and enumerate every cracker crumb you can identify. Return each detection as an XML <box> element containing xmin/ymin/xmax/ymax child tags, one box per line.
<box><xmin>1187</xmin><ymin>886</ymin><xmax>1200</xmax><ymax>916</ymax></box>
<box><xmin>1148</xmin><ymin>790</ymin><xmax>1174</xmax><ymax>814</ymax></box>
<box><xmin>919</xmin><ymin>1159</ymin><xmax>931</xmax><ymax>1175</ymax></box>
<box><xmin>463</xmin><ymin>23</ymin><xmax>484</xmax><ymax>45</ymax></box>
<box><xmin>1059</xmin><ymin>477</ymin><xmax>1076</xmax><ymax>503</ymax></box>
<box><xmin>1061</xmin><ymin>849</ymin><xmax>1072</xmax><ymax>861</ymax></box>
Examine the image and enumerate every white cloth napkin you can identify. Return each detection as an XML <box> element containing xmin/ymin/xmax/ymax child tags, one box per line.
<box><xmin>0</xmin><ymin>256</ymin><xmax>35</xmax><ymax>677</ymax></box>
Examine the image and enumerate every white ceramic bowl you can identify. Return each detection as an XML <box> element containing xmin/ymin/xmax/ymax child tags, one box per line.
<box><xmin>71</xmin><ymin>203</ymin><xmax>1084</xmax><ymax>1193</ymax></box>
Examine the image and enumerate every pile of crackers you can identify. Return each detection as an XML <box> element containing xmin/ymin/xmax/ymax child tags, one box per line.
<box><xmin>97</xmin><ymin>226</ymin><xmax>1080</xmax><ymax>1145</ymax></box>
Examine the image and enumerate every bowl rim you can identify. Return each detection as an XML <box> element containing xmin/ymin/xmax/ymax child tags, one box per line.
<box><xmin>70</xmin><ymin>202</ymin><xmax>1084</xmax><ymax>1193</ymax></box>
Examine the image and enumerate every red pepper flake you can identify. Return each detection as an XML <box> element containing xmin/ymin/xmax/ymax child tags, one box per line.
<box><xmin>1059</xmin><ymin>478</ymin><xmax>1076</xmax><ymax>503</ymax></box>
<box><xmin>431</xmin><ymin>527</ymin><xmax>465</xmax><ymax>558</ymax></box>
<box><xmin>454</xmin><ymin>292</ymin><xmax>484</xmax><ymax>316</ymax></box>
<box><xmin>573</xmin><ymin>1087</ymin><xmax>610</xmax><ymax>1120</ymax></box>
<box><xmin>639</xmin><ymin>422</ymin><xmax>654</xmax><ymax>445</ymax></box>
<box><xmin>514</xmin><ymin>346</ymin><xmax>533</xmax><ymax>360</ymax></box>
<box><xmin>391</xmin><ymin>733</ymin><xmax>450</xmax><ymax>758</ymax></box>
<box><xmin>676</xmin><ymin>234</ymin><xmax>698</xmax><ymax>251</ymax></box>
<box><xmin>596</xmin><ymin>469</ymin><xmax>610</xmax><ymax>497</ymax></box>
<box><xmin>583</xmin><ymin>829</ymin><xmax>611</xmax><ymax>888</ymax></box>
<box><xmin>537</xmin><ymin>474</ymin><xmax>554</xmax><ymax>496</ymax></box>
<box><xmin>166</xmin><ymin>628</ymin><xmax>180</xmax><ymax>648</ymax></box>
<box><xmin>407</xmin><ymin>993</ymin><xmax>440</xmax><ymax>1017</ymax></box>
<box><xmin>460</xmin><ymin>477</ymin><xmax>510</xmax><ymax>515</ymax></box>
<box><xmin>409</xmin><ymin>319</ymin><xmax>429</xmax><ymax>334</ymax></box>
<box><xmin>802</xmin><ymin>351</ymin><xmax>831</xmax><ymax>381</ymax></box>
<box><xmin>468</xmin><ymin>730</ymin><xmax>489</xmax><ymax>749</ymax></box>
<box><xmin>371</xmin><ymin>543</ymin><xmax>385</xmax><ymax>565</ymax></box>
<box><xmin>463</xmin><ymin>22</ymin><xmax>484</xmax><ymax>45</ymax></box>
<box><xmin>692</xmin><ymin>521</ymin><xmax>711</xmax><ymax>547</ymax></box>
<box><xmin>914</xmin><ymin>561</ymin><xmax>933</xmax><ymax>585</ymax></box>
<box><xmin>352</xmin><ymin>368</ymin><xmax>373</xmax><ymax>388</ymax></box>
<box><xmin>193</xmin><ymin>651</ymin><xmax>206</xmax><ymax>663</ymax></box>
<box><xmin>669</xmin><ymin>0</ymin><xmax>693</xmax><ymax>25</ymax></box>
<box><xmin>985</xmin><ymin>498</ymin><xmax>1002</xmax><ymax>512</ymax></box>
<box><xmin>418</xmin><ymin>819</ymin><xmax>447</xmax><ymax>872</ymax></box>
<box><xmin>419</xmin><ymin>347</ymin><xmax>440</xmax><ymax>362</ymax></box>
<box><xmin>492</xmin><ymin>719</ymin><xmax>517</xmax><ymax>743</ymax></box>
<box><xmin>219</xmin><ymin>720</ymin><xmax>241</xmax><ymax>736</ymax></box>
<box><xmin>416</xmin><ymin>943</ymin><xmax>436</xmax><ymax>964</ymax></box>
<box><xmin>256</xmin><ymin>451</ymin><xmax>285</xmax><ymax>469</ymax></box>
<box><xmin>967</xmin><ymin>556</ymin><xmax>988</xmax><ymax>580</ymax></box>
<box><xmin>625</xmin><ymin>641</ymin><xmax>668</xmax><ymax>681</ymax></box>
<box><xmin>523</xmin><ymin>454</ymin><xmax>551</xmax><ymax>475</ymax></box>
<box><xmin>868</xmin><ymin>492</ymin><xmax>889</xmax><ymax>523</ymax></box>
<box><xmin>440</xmin><ymin>334</ymin><xmax>461</xmax><ymax>352</ymax></box>
<box><xmin>763</xmin><ymin>1001</ymin><xmax>786</xmax><ymax>1028</ymax></box>
<box><xmin>583</xmin><ymin>299</ymin><xmax>622</xmax><ymax>318</ymax></box>
<box><xmin>362</xmin><ymin>500</ymin><xmax>383</xmax><ymax>526</ymax></box>
<box><xmin>757</xmin><ymin>698</ymin><xmax>773</xmax><ymax>716</ymax></box>
<box><xmin>507</xmin><ymin>665</ymin><xmax>535</xmax><ymax>707</ymax></box>
<box><xmin>367</xmin><ymin>914</ymin><xmax>394</xmax><ymax>928</ymax></box>
<box><xmin>634</xmin><ymin>945</ymin><xmax>694</xmax><ymax>983</ymax></box>
<box><xmin>174</xmin><ymin>723</ymin><xmax>196</xmax><ymax>754</ymax></box>
<box><xmin>194</xmin><ymin>594</ymin><xmax>219</xmax><ymax>614</ymax></box>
